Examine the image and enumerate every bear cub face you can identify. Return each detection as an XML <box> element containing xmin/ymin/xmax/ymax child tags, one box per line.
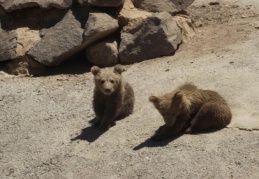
<box><xmin>91</xmin><ymin>65</ymin><xmax>125</xmax><ymax>95</ymax></box>
<box><xmin>149</xmin><ymin>91</ymin><xmax>187</xmax><ymax>126</ymax></box>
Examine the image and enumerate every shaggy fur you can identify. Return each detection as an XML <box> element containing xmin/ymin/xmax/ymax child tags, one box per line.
<box><xmin>91</xmin><ymin>65</ymin><xmax>135</xmax><ymax>131</ymax></box>
<box><xmin>149</xmin><ymin>83</ymin><xmax>232</xmax><ymax>141</ymax></box>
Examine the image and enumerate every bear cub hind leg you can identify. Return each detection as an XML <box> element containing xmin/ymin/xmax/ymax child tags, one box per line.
<box><xmin>186</xmin><ymin>102</ymin><xmax>232</xmax><ymax>133</ymax></box>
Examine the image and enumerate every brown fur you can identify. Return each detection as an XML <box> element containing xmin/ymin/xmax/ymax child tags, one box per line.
<box><xmin>91</xmin><ymin>65</ymin><xmax>135</xmax><ymax>131</ymax></box>
<box><xmin>149</xmin><ymin>83</ymin><xmax>232</xmax><ymax>141</ymax></box>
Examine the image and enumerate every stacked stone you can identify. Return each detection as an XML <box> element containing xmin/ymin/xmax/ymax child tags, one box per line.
<box><xmin>0</xmin><ymin>0</ymin><xmax>195</xmax><ymax>76</ymax></box>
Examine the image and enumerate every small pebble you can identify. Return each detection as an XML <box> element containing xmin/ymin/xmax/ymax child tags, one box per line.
<box><xmin>209</xmin><ymin>2</ymin><xmax>220</xmax><ymax>6</ymax></box>
<box><xmin>254</xmin><ymin>22</ymin><xmax>259</xmax><ymax>29</ymax></box>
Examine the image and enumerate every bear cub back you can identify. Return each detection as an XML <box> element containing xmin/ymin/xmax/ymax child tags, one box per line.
<box><xmin>149</xmin><ymin>83</ymin><xmax>232</xmax><ymax>141</ymax></box>
<box><xmin>91</xmin><ymin>65</ymin><xmax>134</xmax><ymax>131</ymax></box>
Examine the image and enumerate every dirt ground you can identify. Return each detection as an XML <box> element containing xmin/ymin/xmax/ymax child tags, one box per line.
<box><xmin>1</xmin><ymin>0</ymin><xmax>259</xmax><ymax>178</ymax></box>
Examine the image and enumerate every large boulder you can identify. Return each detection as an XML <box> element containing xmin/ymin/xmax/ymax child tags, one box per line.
<box><xmin>83</xmin><ymin>12</ymin><xmax>119</xmax><ymax>46</ymax></box>
<box><xmin>86</xmin><ymin>37</ymin><xmax>119</xmax><ymax>67</ymax></box>
<box><xmin>0</xmin><ymin>0</ymin><xmax>72</xmax><ymax>12</ymax></box>
<box><xmin>78</xmin><ymin>0</ymin><xmax>125</xmax><ymax>7</ymax></box>
<box><xmin>119</xmin><ymin>12</ymin><xmax>182</xmax><ymax>64</ymax></box>
<box><xmin>118</xmin><ymin>0</ymin><xmax>151</xmax><ymax>27</ymax></box>
<box><xmin>132</xmin><ymin>0</ymin><xmax>195</xmax><ymax>14</ymax></box>
<box><xmin>28</xmin><ymin>7</ymin><xmax>89</xmax><ymax>66</ymax></box>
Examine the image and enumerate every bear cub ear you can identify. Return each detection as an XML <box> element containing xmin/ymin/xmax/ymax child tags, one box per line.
<box><xmin>114</xmin><ymin>64</ymin><xmax>126</xmax><ymax>74</ymax></box>
<box><xmin>91</xmin><ymin>66</ymin><xmax>100</xmax><ymax>76</ymax></box>
<box><xmin>172</xmin><ymin>91</ymin><xmax>183</xmax><ymax>104</ymax></box>
<box><xmin>149</xmin><ymin>95</ymin><xmax>159</xmax><ymax>103</ymax></box>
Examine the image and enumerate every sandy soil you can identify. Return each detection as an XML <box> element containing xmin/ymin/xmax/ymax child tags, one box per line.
<box><xmin>1</xmin><ymin>0</ymin><xmax>259</xmax><ymax>178</ymax></box>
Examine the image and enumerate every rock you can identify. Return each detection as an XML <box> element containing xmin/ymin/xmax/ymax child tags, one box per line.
<box><xmin>0</xmin><ymin>28</ymin><xmax>39</xmax><ymax>61</ymax></box>
<box><xmin>132</xmin><ymin>0</ymin><xmax>195</xmax><ymax>14</ymax></box>
<box><xmin>119</xmin><ymin>12</ymin><xmax>182</xmax><ymax>64</ymax></box>
<box><xmin>0</xmin><ymin>30</ymin><xmax>16</xmax><ymax>61</ymax></box>
<box><xmin>0</xmin><ymin>7</ymin><xmax>67</xmax><ymax>31</ymax></box>
<box><xmin>41</xmin><ymin>9</ymin><xmax>69</xmax><ymax>30</ymax></box>
<box><xmin>83</xmin><ymin>12</ymin><xmax>119</xmax><ymax>46</ymax></box>
<box><xmin>28</xmin><ymin>7</ymin><xmax>118</xmax><ymax>66</ymax></box>
<box><xmin>1</xmin><ymin>7</ymin><xmax>45</xmax><ymax>30</ymax></box>
<box><xmin>78</xmin><ymin>0</ymin><xmax>125</xmax><ymax>7</ymax></box>
<box><xmin>194</xmin><ymin>20</ymin><xmax>203</xmax><ymax>28</ymax></box>
<box><xmin>172</xmin><ymin>14</ymin><xmax>195</xmax><ymax>42</ymax></box>
<box><xmin>0</xmin><ymin>5</ymin><xmax>5</xmax><ymax>17</ymax></box>
<box><xmin>86</xmin><ymin>38</ymin><xmax>119</xmax><ymax>67</ymax></box>
<box><xmin>118</xmin><ymin>0</ymin><xmax>151</xmax><ymax>27</ymax></box>
<box><xmin>5</xmin><ymin>55</ymin><xmax>46</xmax><ymax>76</ymax></box>
<box><xmin>209</xmin><ymin>2</ymin><xmax>220</xmax><ymax>6</ymax></box>
<box><xmin>16</xmin><ymin>27</ymin><xmax>41</xmax><ymax>58</ymax></box>
<box><xmin>28</xmin><ymin>6</ymin><xmax>89</xmax><ymax>66</ymax></box>
<box><xmin>0</xmin><ymin>0</ymin><xmax>72</xmax><ymax>12</ymax></box>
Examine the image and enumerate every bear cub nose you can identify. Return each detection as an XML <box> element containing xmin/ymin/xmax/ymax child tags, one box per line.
<box><xmin>105</xmin><ymin>89</ymin><xmax>111</xmax><ymax>93</ymax></box>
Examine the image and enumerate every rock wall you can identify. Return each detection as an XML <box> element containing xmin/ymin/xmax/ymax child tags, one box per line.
<box><xmin>0</xmin><ymin>0</ymin><xmax>195</xmax><ymax>76</ymax></box>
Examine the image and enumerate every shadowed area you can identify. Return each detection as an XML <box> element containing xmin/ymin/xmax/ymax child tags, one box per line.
<box><xmin>133</xmin><ymin>133</ymin><xmax>182</xmax><ymax>150</ymax></box>
<box><xmin>71</xmin><ymin>125</ymin><xmax>104</xmax><ymax>143</ymax></box>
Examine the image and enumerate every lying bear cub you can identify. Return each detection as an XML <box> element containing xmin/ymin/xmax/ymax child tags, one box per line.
<box><xmin>149</xmin><ymin>83</ymin><xmax>232</xmax><ymax>141</ymax></box>
<box><xmin>91</xmin><ymin>65</ymin><xmax>135</xmax><ymax>131</ymax></box>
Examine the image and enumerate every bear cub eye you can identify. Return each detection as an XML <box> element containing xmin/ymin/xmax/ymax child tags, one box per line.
<box><xmin>101</xmin><ymin>80</ymin><xmax>105</xmax><ymax>84</ymax></box>
<box><xmin>110</xmin><ymin>80</ymin><xmax>114</xmax><ymax>84</ymax></box>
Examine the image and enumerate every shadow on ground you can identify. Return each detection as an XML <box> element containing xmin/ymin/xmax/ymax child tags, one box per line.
<box><xmin>71</xmin><ymin>118</ymin><xmax>105</xmax><ymax>143</ymax></box>
<box><xmin>133</xmin><ymin>133</ymin><xmax>183</xmax><ymax>151</ymax></box>
<box><xmin>133</xmin><ymin>128</ymin><xmax>224</xmax><ymax>150</ymax></box>
<box><xmin>71</xmin><ymin>125</ymin><xmax>104</xmax><ymax>143</ymax></box>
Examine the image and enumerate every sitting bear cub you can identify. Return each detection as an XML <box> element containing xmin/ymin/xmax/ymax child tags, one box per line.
<box><xmin>149</xmin><ymin>83</ymin><xmax>232</xmax><ymax>141</ymax></box>
<box><xmin>91</xmin><ymin>65</ymin><xmax>134</xmax><ymax>131</ymax></box>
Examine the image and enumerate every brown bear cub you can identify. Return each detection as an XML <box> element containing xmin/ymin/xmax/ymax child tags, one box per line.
<box><xmin>91</xmin><ymin>65</ymin><xmax>134</xmax><ymax>131</ymax></box>
<box><xmin>149</xmin><ymin>83</ymin><xmax>232</xmax><ymax>141</ymax></box>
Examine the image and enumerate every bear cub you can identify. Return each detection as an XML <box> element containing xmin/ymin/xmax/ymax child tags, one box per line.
<box><xmin>91</xmin><ymin>65</ymin><xmax>134</xmax><ymax>131</ymax></box>
<box><xmin>149</xmin><ymin>83</ymin><xmax>232</xmax><ymax>141</ymax></box>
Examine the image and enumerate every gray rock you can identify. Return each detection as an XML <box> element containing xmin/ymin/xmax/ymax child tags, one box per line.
<box><xmin>28</xmin><ymin>6</ymin><xmax>89</xmax><ymax>66</ymax></box>
<box><xmin>0</xmin><ymin>0</ymin><xmax>72</xmax><ymax>12</ymax></box>
<box><xmin>0</xmin><ymin>7</ymin><xmax>67</xmax><ymax>31</ymax></box>
<box><xmin>78</xmin><ymin>0</ymin><xmax>125</xmax><ymax>7</ymax></box>
<box><xmin>132</xmin><ymin>0</ymin><xmax>195</xmax><ymax>14</ymax></box>
<box><xmin>0</xmin><ymin>30</ymin><xmax>17</xmax><ymax>61</ymax></box>
<box><xmin>83</xmin><ymin>12</ymin><xmax>119</xmax><ymax>46</ymax></box>
<box><xmin>119</xmin><ymin>12</ymin><xmax>182</xmax><ymax>64</ymax></box>
<box><xmin>86</xmin><ymin>38</ymin><xmax>119</xmax><ymax>67</ymax></box>
<box><xmin>28</xmin><ymin>7</ymin><xmax>118</xmax><ymax>66</ymax></box>
<box><xmin>41</xmin><ymin>9</ymin><xmax>69</xmax><ymax>30</ymax></box>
